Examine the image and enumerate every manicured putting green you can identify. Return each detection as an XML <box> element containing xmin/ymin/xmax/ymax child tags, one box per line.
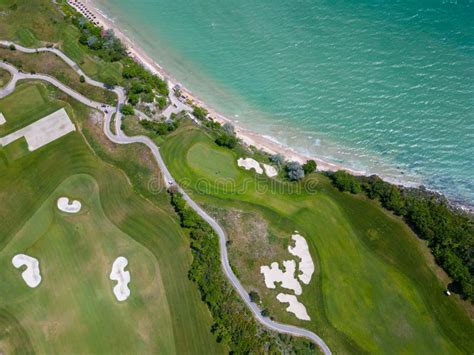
<box><xmin>187</xmin><ymin>141</ymin><xmax>239</xmax><ymax>180</ymax></box>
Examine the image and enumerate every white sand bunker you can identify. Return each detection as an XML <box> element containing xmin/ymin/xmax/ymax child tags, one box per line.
<box><xmin>110</xmin><ymin>256</ymin><xmax>131</xmax><ymax>302</ymax></box>
<box><xmin>237</xmin><ymin>157</ymin><xmax>263</xmax><ymax>174</ymax></box>
<box><xmin>260</xmin><ymin>260</ymin><xmax>302</xmax><ymax>295</ymax></box>
<box><xmin>288</xmin><ymin>233</ymin><xmax>315</xmax><ymax>285</ymax></box>
<box><xmin>57</xmin><ymin>197</ymin><xmax>82</xmax><ymax>213</ymax></box>
<box><xmin>0</xmin><ymin>112</ymin><xmax>5</xmax><ymax>125</ymax></box>
<box><xmin>0</xmin><ymin>108</ymin><xmax>75</xmax><ymax>151</ymax></box>
<box><xmin>263</xmin><ymin>164</ymin><xmax>278</xmax><ymax>177</ymax></box>
<box><xmin>277</xmin><ymin>293</ymin><xmax>310</xmax><ymax>321</ymax></box>
<box><xmin>11</xmin><ymin>254</ymin><xmax>42</xmax><ymax>288</ymax></box>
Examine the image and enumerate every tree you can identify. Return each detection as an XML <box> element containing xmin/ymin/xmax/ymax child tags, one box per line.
<box><xmin>120</xmin><ymin>104</ymin><xmax>134</xmax><ymax>116</ymax></box>
<box><xmin>127</xmin><ymin>93</ymin><xmax>139</xmax><ymax>106</ymax></box>
<box><xmin>156</xmin><ymin>96</ymin><xmax>167</xmax><ymax>110</ymax></box>
<box><xmin>79</xmin><ymin>75</ymin><xmax>85</xmax><ymax>83</ymax></box>
<box><xmin>9</xmin><ymin>44</ymin><xmax>16</xmax><ymax>51</ymax></box>
<box><xmin>303</xmin><ymin>160</ymin><xmax>317</xmax><ymax>174</ymax></box>
<box><xmin>249</xmin><ymin>291</ymin><xmax>260</xmax><ymax>304</ymax></box>
<box><xmin>103</xmin><ymin>76</ymin><xmax>118</xmax><ymax>88</ymax></box>
<box><xmin>261</xmin><ymin>309</ymin><xmax>270</xmax><ymax>317</ymax></box>
<box><xmin>270</xmin><ymin>153</ymin><xmax>285</xmax><ymax>167</ymax></box>
<box><xmin>222</xmin><ymin>122</ymin><xmax>235</xmax><ymax>135</ymax></box>
<box><xmin>193</xmin><ymin>105</ymin><xmax>208</xmax><ymax>120</ymax></box>
<box><xmin>286</xmin><ymin>161</ymin><xmax>305</xmax><ymax>181</ymax></box>
<box><xmin>331</xmin><ymin>170</ymin><xmax>361</xmax><ymax>194</ymax></box>
<box><xmin>215</xmin><ymin>133</ymin><xmax>238</xmax><ymax>149</ymax></box>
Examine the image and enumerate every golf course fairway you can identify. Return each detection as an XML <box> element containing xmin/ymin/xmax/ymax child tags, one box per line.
<box><xmin>160</xmin><ymin>122</ymin><xmax>474</xmax><ymax>354</ymax></box>
<box><xmin>0</xmin><ymin>82</ymin><xmax>225</xmax><ymax>354</ymax></box>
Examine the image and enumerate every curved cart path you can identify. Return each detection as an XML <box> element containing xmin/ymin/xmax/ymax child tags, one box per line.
<box><xmin>0</xmin><ymin>42</ymin><xmax>331</xmax><ymax>355</ymax></box>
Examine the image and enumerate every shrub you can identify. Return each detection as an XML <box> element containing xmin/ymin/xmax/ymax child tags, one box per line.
<box><xmin>331</xmin><ymin>170</ymin><xmax>361</xmax><ymax>194</ymax></box>
<box><xmin>193</xmin><ymin>105</ymin><xmax>208</xmax><ymax>120</ymax></box>
<box><xmin>270</xmin><ymin>153</ymin><xmax>285</xmax><ymax>167</ymax></box>
<box><xmin>156</xmin><ymin>96</ymin><xmax>167</xmax><ymax>110</ymax></box>
<box><xmin>303</xmin><ymin>160</ymin><xmax>317</xmax><ymax>174</ymax></box>
<box><xmin>249</xmin><ymin>291</ymin><xmax>261</xmax><ymax>304</ymax></box>
<box><xmin>286</xmin><ymin>161</ymin><xmax>305</xmax><ymax>181</ymax></box>
<box><xmin>140</xmin><ymin>119</ymin><xmax>178</xmax><ymax>136</ymax></box>
<box><xmin>120</xmin><ymin>104</ymin><xmax>134</xmax><ymax>116</ymax></box>
<box><xmin>9</xmin><ymin>44</ymin><xmax>15</xmax><ymax>51</ymax></box>
<box><xmin>222</xmin><ymin>122</ymin><xmax>235</xmax><ymax>135</ymax></box>
<box><xmin>79</xmin><ymin>75</ymin><xmax>85</xmax><ymax>83</ymax></box>
<box><xmin>215</xmin><ymin>133</ymin><xmax>238</xmax><ymax>149</ymax></box>
<box><xmin>261</xmin><ymin>309</ymin><xmax>270</xmax><ymax>317</ymax></box>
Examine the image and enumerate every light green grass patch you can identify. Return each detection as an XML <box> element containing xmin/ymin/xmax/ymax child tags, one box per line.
<box><xmin>0</xmin><ymin>137</ymin><xmax>29</xmax><ymax>163</ymax></box>
<box><xmin>15</xmin><ymin>28</ymin><xmax>37</xmax><ymax>47</ymax></box>
<box><xmin>0</xmin><ymin>83</ymin><xmax>63</xmax><ymax>136</ymax></box>
<box><xmin>187</xmin><ymin>142</ymin><xmax>239</xmax><ymax>180</ymax></box>
<box><xmin>0</xmin><ymin>68</ymin><xmax>11</xmax><ymax>88</ymax></box>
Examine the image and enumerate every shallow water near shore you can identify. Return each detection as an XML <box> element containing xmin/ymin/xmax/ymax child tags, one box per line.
<box><xmin>92</xmin><ymin>0</ymin><xmax>474</xmax><ymax>206</ymax></box>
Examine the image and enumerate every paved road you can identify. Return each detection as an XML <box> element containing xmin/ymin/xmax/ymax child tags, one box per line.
<box><xmin>0</xmin><ymin>43</ymin><xmax>331</xmax><ymax>355</ymax></box>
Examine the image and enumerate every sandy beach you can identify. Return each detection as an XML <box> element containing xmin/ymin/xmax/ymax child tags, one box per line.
<box><xmin>69</xmin><ymin>0</ymin><xmax>364</xmax><ymax>176</ymax></box>
<box><xmin>65</xmin><ymin>1</ymin><xmax>474</xmax><ymax>213</ymax></box>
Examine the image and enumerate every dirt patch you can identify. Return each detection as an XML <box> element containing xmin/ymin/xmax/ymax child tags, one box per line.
<box><xmin>205</xmin><ymin>206</ymin><xmax>291</xmax><ymax>288</ymax></box>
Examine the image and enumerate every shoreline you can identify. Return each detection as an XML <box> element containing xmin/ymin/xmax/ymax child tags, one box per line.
<box><xmin>77</xmin><ymin>0</ymin><xmax>368</xmax><ymax>174</ymax></box>
<box><xmin>72</xmin><ymin>0</ymin><xmax>472</xmax><ymax>212</ymax></box>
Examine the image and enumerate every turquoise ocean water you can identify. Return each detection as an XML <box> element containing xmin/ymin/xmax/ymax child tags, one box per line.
<box><xmin>93</xmin><ymin>0</ymin><xmax>474</xmax><ymax>206</ymax></box>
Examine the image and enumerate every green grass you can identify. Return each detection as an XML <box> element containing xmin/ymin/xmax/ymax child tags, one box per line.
<box><xmin>0</xmin><ymin>83</ymin><xmax>226</xmax><ymax>354</ymax></box>
<box><xmin>160</xmin><ymin>122</ymin><xmax>474</xmax><ymax>354</ymax></box>
<box><xmin>0</xmin><ymin>68</ymin><xmax>11</xmax><ymax>88</ymax></box>
<box><xmin>0</xmin><ymin>0</ymin><xmax>123</xmax><ymax>86</ymax></box>
<box><xmin>0</xmin><ymin>48</ymin><xmax>117</xmax><ymax>105</ymax></box>
<box><xmin>0</xmin><ymin>174</ymin><xmax>176</xmax><ymax>353</ymax></box>
<box><xmin>0</xmin><ymin>82</ymin><xmax>63</xmax><ymax>136</ymax></box>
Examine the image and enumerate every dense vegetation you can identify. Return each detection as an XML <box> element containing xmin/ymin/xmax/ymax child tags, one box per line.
<box><xmin>66</xmin><ymin>5</ymin><xmax>168</xmax><ymax>103</ymax></box>
<box><xmin>169</xmin><ymin>190</ymin><xmax>316</xmax><ymax>353</ymax></box>
<box><xmin>329</xmin><ymin>171</ymin><xmax>473</xmax><ymax>300</ymax></box>
<box><xmin>140</xmin><ymin>119</ymin><xmax>180</xmax><ymax>136</ymax></box>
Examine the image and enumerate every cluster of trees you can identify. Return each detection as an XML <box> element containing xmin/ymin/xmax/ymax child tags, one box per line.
<box><xmin>192</xmin><ymin>105</ymin><xmax>208</xmax><ymax>120</ymax></box>
<box><xmin>74</xmin><ymin>18</ymin><xmax>126</xmax><ymax>62</ymax></box>
<box><xmin>119</xmin><ymin>104</ymin><xmax>134</xmax><ymax>116</ymax></box>
<box><xmin>330</xmin><ymin>170</ymin><xmax>361</xmax><ymax>194</ymax></box>
<box><xmin>122</xmin><ymin>57</ymin><xmax>168</xmax><ymax>96</ymax></box>
<box><xmin>215</xmin><ymin>122</ymin><xmax>238</xmax><ymax>149</ymax></box>
<box><xmin>140</xmin><ymin>119</ymin><xmax>180</xmax><ymax>136</ymax></box>
<box><xmin>329</xmin><ymin>172</ymin><xmax>474</xmax><ymax>300</ymax></box>
<box><xmin>281</xmin><ymin>158</ymin><xmax>317</xmax><ymax>181</ymax></box>
<box><xmin>71</xmin><ymin>11</ymin><xmax>169</xmax><ymax>105</ymax></box>
<box><xmin>169</xmin><ymin>190</ymin><xmax>315</xmax><ymax>352</ymax></box>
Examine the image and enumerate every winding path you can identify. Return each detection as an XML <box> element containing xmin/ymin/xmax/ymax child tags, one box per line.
<box><xmin>0</xmin><ymin>41</ymin><xmax>331</xmax><ymax>355</ymax></box>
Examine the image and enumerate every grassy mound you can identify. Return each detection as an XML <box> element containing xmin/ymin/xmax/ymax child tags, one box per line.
<box><xmin>160</xmin><ymin>122</ymin><xmax>474</xmax><ymax>354</ymax></box>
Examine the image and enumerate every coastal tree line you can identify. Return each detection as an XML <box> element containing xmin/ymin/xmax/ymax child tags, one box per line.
<box><xmin>194</xmin><ymin>106</ymin><xmax>473</xmax><ymax>302</ymax></box>
<box><xmin>66</xmin><ymin>7</ymin><xmax>169</xmax><ymax>114</ymax></box>
<box><xmin>329</xmin><ymin>171</ymin><xmax>473</xmax><ymax>301</ymax></box>
<box><xmin>65</xmin><ymin>0</ymin><xmax>473</xmax><ymax>318</ymax></box>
